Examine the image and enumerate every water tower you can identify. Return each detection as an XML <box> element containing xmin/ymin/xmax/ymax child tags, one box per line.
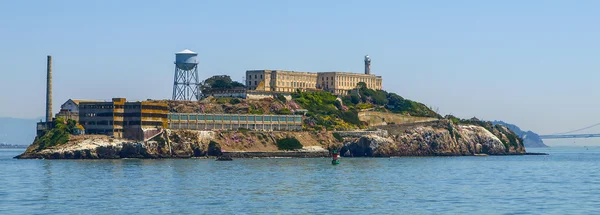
<box><xmin>172</xmin><ymin>49</ymin><xmax>201</xmax><ymax>100</ymax></box>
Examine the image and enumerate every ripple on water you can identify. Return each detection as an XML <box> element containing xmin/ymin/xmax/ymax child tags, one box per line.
<box><xmin>1</xmin><ymin>148</ymin><xmax>600</xmax><ymax>214</ymax></box>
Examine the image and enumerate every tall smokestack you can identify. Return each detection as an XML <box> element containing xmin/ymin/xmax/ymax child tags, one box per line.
<box><xmin>46</xmin><ymin>55</ymin><xmax>52</xmax><ymax>122</ymax></box>
<box><xmin>364</xmin><ymin>55</ymin><xmax>371</xmax><ymax>75</ymax></box>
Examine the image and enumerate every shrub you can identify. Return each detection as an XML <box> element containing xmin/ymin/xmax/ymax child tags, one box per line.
<box><xmin>216</xmin><ymin>97</ymin><xmax>229</xmax><ymax>104</ymax></box>
<box><xmin>339</xmin><ymin>110</ymin><xmax>361</xmax><ymax>126</ymax></box>
<box><xmin>356</xmin><ymin>103</ymin><xmax>373</xmax><ymax>110</ymax></box>
<box><xmin>334</xmin><ymin>100</ymin><xmax>342</xmax><ymax>110</ymax></box>
<box><xmin>35</xmin><ymin>117</ymin><xmax>77</xmax><ymax>150</ymax></box>
<box><xmin>238</xmin><ymin>128</ymin><xmax>250</xmax><ymax>135</ymax></box>
<box><xmin>208</xmin><ymin>141</ymin><xmax>222</xmax><ymax>156</ymax></box>
<box><xmin>350</xmin><ymin>94</ymin><xmax>360</xmax><ymax>105</ymax></box>
<box><xmin>332</xmin><ymin>133</ymin><xmax>343</xmax><ymax>142</ymax></box>
<box><xmin>229</xmin><ymin>98</ymin><xmax>241</xmax><ymax>105</ymax></box>
<box><xmin>276</xmin><ymin>137</ymin><xmax>303</xmax><ymax>150</ymax></box>
<box><xmin>276</xmin><ymin>108</ymin><xmax>293</xmax><ymax>115</ymax></box>
<box><xmin>276</xmin><ymin>94</ymin><xmax>287</xmax><ymax>102</ymax></box>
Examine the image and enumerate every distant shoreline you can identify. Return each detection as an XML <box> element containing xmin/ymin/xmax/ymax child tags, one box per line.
<box><xmin>0</xmin><ymin>144</ymin><xmax>28</xmax><ymax>149</ymax></box>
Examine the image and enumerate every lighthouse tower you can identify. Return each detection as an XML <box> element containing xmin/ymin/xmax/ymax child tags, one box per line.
<box><xmin>364</xmin><ymin>55</ymin><xmax>371</xmax><ymax>75</ymax></box>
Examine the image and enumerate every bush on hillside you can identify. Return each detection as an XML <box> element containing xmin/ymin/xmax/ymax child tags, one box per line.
<box><xmin>276</xmin><ymin>94</ymin><xmax>287</xmax><ymax>102</ymax></box>
<box><xmin>292</xmin><ymin>90</ymin><xmax>362</xmax><ymax>130</ymax></box>
<box><xmin>35</xmin><ymin>117</ymin><xmax>78</xmax><ymax>150</ymax></box>
<box><xmin>276</xmin><ymin>137</ymin><xmax>303</xmax><ymax>150</ymax></box>
<box><xmin>332</xmin><ymin>133</ymin><xmax>343</xmax><ymax>142</ymax></box>
<box><xmin>208</xmin><ymin>140</ymin><xmax>222</xmax><ymax>156</ymax></box>
<box><xmin>229</xmin><ymin>98</ymin><xmax>241</xmax><ymax>105</ymax></box>
<box><xmin>276</xmin><ymin>108</ymin><xmax>293</xmax><ymax>115</ymax></box>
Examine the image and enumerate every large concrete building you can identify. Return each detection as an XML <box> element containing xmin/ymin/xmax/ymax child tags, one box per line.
<box><xmin>245</xmin><ymin>55</ymin><xmax>382</xmax><ymax>95</ymax></box>
<box><xmin>317</xmin><ymin>72</ymin><xmax>382</xmax><ymax>95</ymax></box>
<box><xmin>78</xmin><ymin>98</ymin><xmax>168</xmax><ymax>140</ymax></box>
<box><xmin>246</xmin><ymin>70</ymin><xmax>318</xmax><ymax>93</ymax></box>
<box><xmin>55</xmin><ymin>99</ymin><xmax>101</xmax><ymax>122</ymax></box>
<box><xmin>246</xmin><ymin>70</ymin><xmax>382</xmax><ymax>95</ymax></box>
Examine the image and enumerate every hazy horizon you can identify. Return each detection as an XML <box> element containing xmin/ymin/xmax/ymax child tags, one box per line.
<box><xmin>2</xmin><ymin>0</ymin><xmax>600</xmax><ymax>141</ymax></box>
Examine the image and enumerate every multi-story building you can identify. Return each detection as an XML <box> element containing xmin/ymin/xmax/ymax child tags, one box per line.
<box><xmin>79</xmin><ymin>98</ymin><xmax>168</xmax><ymax>140</ymax></box>
<box><xmin>317</xmin><ymin>72</ymin><xmax>383</xmax><ymax>95</ymax></box>
<box><xmin>246</xmin><ymin>70</ymin><xmax>318</xmax><ymax>93</ymax></box>
<box><xmin>55</xmin><ymin>99</ymin><xmax>101</xmax><ymax>122</ymax></box>
<box><xmin>246</xmin><ymin>70</ymin><xmax>382</xmax><ymax>95</ymax></box>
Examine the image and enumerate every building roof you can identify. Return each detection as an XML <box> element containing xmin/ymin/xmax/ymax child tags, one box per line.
<box><xmin>176</xmin><ymin>49</ymin><xmax>196</xmax><ymax>54</ymax></box>
<box><xmin>70</xmin><ymin>99</ymin><xmax>103</xmax><ymax>105</ymax></box>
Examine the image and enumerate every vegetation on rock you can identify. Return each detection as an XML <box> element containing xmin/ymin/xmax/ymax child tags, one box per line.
<box><xmin>276</xmin><ymin>137</ymin><xmax>303</xmax><ymax>150</ymax></box>
<box><xmin>292</xmin><ymin>90</ymin><xmax>360</xmax><ymax>130</ymax></box>
<box><xmin>199</xmin><ymin>75</ymin><xmax>245</xmax><ymax>92</ymax></box>
<box><xmin>292</xmin><ymin>84</ymin><xmax>439</xmax><ymax>130</ymax></box>
<box><xmin>445</xmin><ymin>115</ymin><xmax>524</xmax><ymax>152</ymax></box>
<box><xmin>492</xmin><ymin>121</ymin><xmax>548</xmax><ymax>148</ymax></box>
<box><xmin>208</xmin><ymin>140</ymin><xmax>222</xmax><ymax>156</ymax></box>
<box><xmin>34</xmin><ymin>117</ymin><xmax>78</xmax><ymax>151</ymax></box>
<box><xmin>341</xmin><ymin>83</ymin><xmax>440</xmax><ymax>118</ymax></box>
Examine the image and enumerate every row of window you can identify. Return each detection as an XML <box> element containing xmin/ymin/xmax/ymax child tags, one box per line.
<box><xmin>140</xmin><ymin>105</ymin><xmax>169</xmax><ymax>111</ymax></box>
<box><xmin>80</xmin><ymin>105</ymin><xmax>116</xmax><ymax>109</ymax></box>
<box><xmin>248</xmin><ymin>74</ymin><xmax>264</xmax><ymax>80</ymax></box>
<box><xmin>169</xmin><ymin>123</ymin><xmax>302</xmax><ymax>131</ymax></box>
<box><xmin>170</xmin><ymin>114</ymin><xmax>302</xmax><ymax>122</ymax></box>
<box><xmin>81</xmin><ymin>113</ymin><xmax>168</xmax><ymax>118</ymax></box>
<box><xmin>276</xmin><ymin>81</ymin><xmax>315</xmax><ymax>88</ymax></box>
<box><xmin>319</xmin><ymin>82</ymin><xmax>380</xmax><ymax>88</ymax></box>
<box><xmin>81</xmin><ymin>120</ymin><xmax>164</xmax><ymax>126</ymax></box>
<box><xmin>79</xmin><ymin>104</ymin><xmax>168</xmax><ymax>110</ymax></box>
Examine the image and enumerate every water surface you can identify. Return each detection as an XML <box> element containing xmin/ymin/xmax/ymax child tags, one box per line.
<box><xmin>1</xmin><ymin>147</ymin><xmax>599</xmax><ymax>214</ymax></box>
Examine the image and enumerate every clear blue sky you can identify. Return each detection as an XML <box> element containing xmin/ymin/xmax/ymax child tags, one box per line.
<box><xmin>1</xmin><ymin>0</ymin><xmax>599</xmax><ymax>141</ymax></box>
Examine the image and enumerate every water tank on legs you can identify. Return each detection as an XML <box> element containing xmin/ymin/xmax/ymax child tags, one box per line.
<box><xmin>175</xmin><ymin>49</ymin><xmax>198</xmax><ymax>70</ymax></box>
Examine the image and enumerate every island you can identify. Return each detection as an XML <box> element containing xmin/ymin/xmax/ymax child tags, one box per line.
<box><xmin>17</xmin><ymin>55</ymin><xmax>531</xmax><ymax>159</ymax></box>
<box><xmin>17</xmin><ymin>77</ymin><xmax>527</xmax><ymax>159</ymax></box>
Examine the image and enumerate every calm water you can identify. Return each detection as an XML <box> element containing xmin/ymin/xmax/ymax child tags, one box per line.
<box><xmin>1</xmin><ymin>147</ymin><xmax>600</xmax><ymax>214</ymax></box>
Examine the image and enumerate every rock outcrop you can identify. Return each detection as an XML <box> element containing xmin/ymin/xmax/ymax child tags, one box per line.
<box><xmin>341</xmin><ymin>120</ymin><xmax>526</xmax><ymax>157</ymax></box>
<box><xmin>16</xmin><ymin>120</ymin><xmax>526</xmax><ymax>159</ymax></box>
<box><xmin>16</xmin><ymin>130</ymin><xmax>336</xmax><ymax>159</ymax></box>
<box><xmin>492</xmin><ymin>120</ymin><xmax>548</xmax><ymax>148</ymax></box>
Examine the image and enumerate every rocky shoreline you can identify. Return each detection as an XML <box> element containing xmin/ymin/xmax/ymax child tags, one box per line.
<box><xmin>16</xmin><ymin>120</ymin><xmax>533</xmax><ymax>159</ymax></box>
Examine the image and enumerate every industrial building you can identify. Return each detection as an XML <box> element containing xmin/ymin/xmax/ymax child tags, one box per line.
<box><xmin>78</xmin><ymin>98</ymin><xmax>168</xmax><ymax>140</ymax></box>
<box><xmin>245</xmin><ymin>55</ymin><xmax>382</xmax><ymax>95</ymax></box>
<box><xmin>55</xmin><ymin>99</ymin><xmax>101</xmax><ymax>122</ymax></box>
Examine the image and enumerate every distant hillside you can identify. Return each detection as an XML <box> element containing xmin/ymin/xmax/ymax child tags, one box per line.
<box><xmin>492</xmin><ymin>121</ymin><xmax>548</xmax><ymax>148</ymax></box>
<box><xmin>0</xmin><ymin>117</ymin><xmax>40</xmax><ymax>146</ymax></box>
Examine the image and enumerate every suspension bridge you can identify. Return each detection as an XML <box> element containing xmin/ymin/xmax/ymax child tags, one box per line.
<box><xmin>539</xmin><ymin>123</ymin><xmax>600</xmax><ymax>139</ymax></box>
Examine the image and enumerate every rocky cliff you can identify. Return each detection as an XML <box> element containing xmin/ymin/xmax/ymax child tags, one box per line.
<box><xmin>17</xmin><ymin>120</ymin><xmax>525</xmax><ymax>159</ymax></box>
<box><xmin>341</xmin><ymin>120</ymin><xmax>526</xmax><ymax>157</ymax></box>
<box><xmin>492</xmin><ymin>121</ymin><xmax>548</xmax><ymax>148</ymax></box>
<box><xmin>15</xmin><ymin>130</ymin><xmax>335</xmax><ymax>159</ymax></box>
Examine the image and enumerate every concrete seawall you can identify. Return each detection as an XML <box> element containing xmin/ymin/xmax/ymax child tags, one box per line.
<box><xmin>222</xmin><ymin>151</ymin><xmax>329</xmax><ymax>158</ymax></box>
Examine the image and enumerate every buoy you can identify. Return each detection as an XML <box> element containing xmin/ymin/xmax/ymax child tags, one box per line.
<box><xmin>331</xmin><ymin>150</ymin><xmax>340</xmax><ymax>165</ymax></box>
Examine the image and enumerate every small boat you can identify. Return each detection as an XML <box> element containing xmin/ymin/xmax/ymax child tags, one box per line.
<box><xmin>216</xmin><ymin>156</ymin><xmax>233</xmax><ymax>161</ymax></box>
